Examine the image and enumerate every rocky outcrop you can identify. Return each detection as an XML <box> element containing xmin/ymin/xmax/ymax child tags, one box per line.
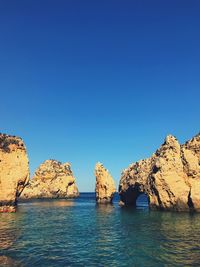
<box><xmin>20</xmin><ymin>160</ymin><xmax>79</xmax><ymax>199</ymax></box>
<box><xmin>0</xmin><ymin>133</ymin><xmax>30</xmax><ymax>212</ymax></box>
<box><xmin>119</xmin><ymin>133</ymin><xmax>200</xmax><ymax>211</ymax></box>
<box><xmin>95</xmin><ymin>162</ymin><xmax>116</xmax><ymax>203</ymax></box>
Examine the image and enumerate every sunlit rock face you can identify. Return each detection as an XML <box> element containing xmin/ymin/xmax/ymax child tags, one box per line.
<box><xmin>0</xmin><ymin>134</ymin><xmax>30</xmax><ymax>212</ymax></box>
<box><xmin>95</xmin><ymin>162</ymin><xmax>116</xmax><ymax>204</ymax></box>
<box><xmin>119</xmin><ymin>133</ymin><xmax>200</xmax><ymax>212</ymax></box>
<box><xmin>20</xmin><ymin>160</ymin><xmax>79</xmax><ymax>199</ymax></box>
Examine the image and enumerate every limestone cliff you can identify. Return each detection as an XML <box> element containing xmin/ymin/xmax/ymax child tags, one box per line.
<box><xmin>119</xmin><ymin>133</ymin><xmax>200</xmax><ymax>211</ymax></box>
<box><xmin>0</xmin><ymin>133</ymin><xmax>30</xmax><ymax>212</ymax></box>
<box><xmin>95</xmin><ymin>162</ymin><xmax>116</xmax><ymax>203</ymax></box>
<box><xmin>20</xmin><ymin>160</ymin><xmax>79</xmax><ymax>199</ymax></box>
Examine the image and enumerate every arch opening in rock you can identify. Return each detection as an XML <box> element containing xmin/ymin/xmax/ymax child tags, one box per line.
<box><xmin>119</xmin><ymin>183</ymin><xmax>150</xmax><ymax>208</ymax></box>
<box><xmin>136</xmin><ymin>193</ymin><xmax>149</xmax><ymax>208</ymax></box>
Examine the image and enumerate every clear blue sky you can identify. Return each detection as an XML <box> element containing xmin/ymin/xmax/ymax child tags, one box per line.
<box><xmin>0</xmin><ymin>1</ymin><xmax>199</xmax><ymax>191</ymax></box>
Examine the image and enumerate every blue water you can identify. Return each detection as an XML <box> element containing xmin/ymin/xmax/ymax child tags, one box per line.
<box><xmin>0</xmin><ymin>193</ymin><xmax>200</xmax><ymax>267</ymax></box>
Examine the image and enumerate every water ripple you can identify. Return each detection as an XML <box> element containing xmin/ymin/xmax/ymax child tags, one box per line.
<box><xmin>0</xmin><ymin>195</ymin><xmax>200</xmax><ymax>266</ymax></box>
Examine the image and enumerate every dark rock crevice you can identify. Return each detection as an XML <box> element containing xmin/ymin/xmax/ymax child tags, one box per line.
<box><xmin>187</xmin><ymin>189</ymin><xmax>194</xmax><ymax>210</ymax></box>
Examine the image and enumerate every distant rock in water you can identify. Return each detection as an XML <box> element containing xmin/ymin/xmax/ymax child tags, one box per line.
<box><xmin>95</xmin><ymin>162</ymin><xmax>116</xmax><ymax>204</ymax></box>
<box><xmin>0</xmin><ymin>133</ymin><xmax>30</xmax><ymax>212</ymax></box>
<box><xmin>119</xmin><ymin>133</ymin><xmax>200</xmax><ymax>212</ymax></box>
<box><xmin>20</xmin><ymin>160</ymin><xmax>79</xmax><ymax>199</ymax></box>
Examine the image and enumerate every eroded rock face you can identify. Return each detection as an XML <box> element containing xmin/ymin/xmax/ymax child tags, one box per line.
<box><xmin>119</xmin><ymin>133</ymin><xmax>200</xmax><ymax>211</ymax></box>
<box><xmin>20</xmin><ymin>160</ymin><xmax>79</xmax><ymax>199</ymax></box>
<box><xmin>0</xmin><ymin>134</ymin><xmax>30</xmax><ymax>212</ymax></box>
<box><xmin>95</xmin><ymin>162</ymin><xmax>116</xmax><ymax>203</ymax></box>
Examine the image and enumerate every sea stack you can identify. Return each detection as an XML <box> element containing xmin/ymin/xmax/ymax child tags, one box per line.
<box><xmin>95</xmin><ymin>162</ymin><xmax>116</xmax><ymax>204</ymax></box>
<box><xmin>0</xmin><ymin>133</ymin><xmax>30</xmax><ymax>212</ymax></box>
<box><xmin>119</xmin><ymin>133</ymin><xmax>200</xmax><ymax>212</ymax></box>
<box><xmin>20</xmin><ymin>160</ymin><xmax>79</xmax><ymax>199</ymax></box>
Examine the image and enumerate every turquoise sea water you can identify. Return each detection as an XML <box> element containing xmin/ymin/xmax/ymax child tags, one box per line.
<box><xmin>0</xmin><ymin>193</ymin><xmax>200</xmax><ymax>267</ymax></box>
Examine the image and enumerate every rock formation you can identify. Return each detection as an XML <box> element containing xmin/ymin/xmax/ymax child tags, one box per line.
<box><xmin>95</xmin><ymin>162</ymin><xmax>116</xmax><ymax>203</ymax></box>
<box><xmin>20</xmin><ymin>159</ymin><xmax>79</xmax><ymax>199</ymax></box>
<box><xmin>119</xmin><ymin>133</ymin><xmax>200</xmax><ymax>211</ymax></box>
<box><xmin>0</xmin><ymin>133</ymin><xmax>30</xmax><ymax>212</ymax></box>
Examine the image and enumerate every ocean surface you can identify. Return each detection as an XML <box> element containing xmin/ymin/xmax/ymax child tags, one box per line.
<box><xmin>0</xmin><ymin>193</ymin><xmax>200</xmax><ymax>267</ymax></box>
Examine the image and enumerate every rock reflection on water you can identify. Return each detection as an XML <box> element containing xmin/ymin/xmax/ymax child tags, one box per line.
<box><xmin>118</xmin><ymin>208</ymin><xmax>200</xmax><ymax>266</ymax></box>
<box><xmin>19</xmin><ymin>199</ymin><xmax>75</xmax><ymax>207</ymax></box>
<box><xmin>95</xmin><ymin>203</ymin><xmax>115</xmax><ymax>214</ymax></box>
<box><xmin>158</xmin><ymin>212</ymin><xmax>200</xmax><ymax>266</ymax></box>
<box><xmin>0</xmin><ymin>214</ymin><xmax>20</xmax><ymax>250</ymax></box>
<box><xmin>0</xmin><ymin>214</ymin><xmax>22</xmax><ymax>267</ymax></box>
<box><xmin>0</xmin><ymin>256</ymin><xmax>22</xmax><ymax>267</ymax></box>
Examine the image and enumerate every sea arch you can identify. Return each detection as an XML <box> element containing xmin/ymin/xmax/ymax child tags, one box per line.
<box><xmin>119</xmin><ymin>182</ymin><xmax>150</xmax><ymax>207</ymax></box>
